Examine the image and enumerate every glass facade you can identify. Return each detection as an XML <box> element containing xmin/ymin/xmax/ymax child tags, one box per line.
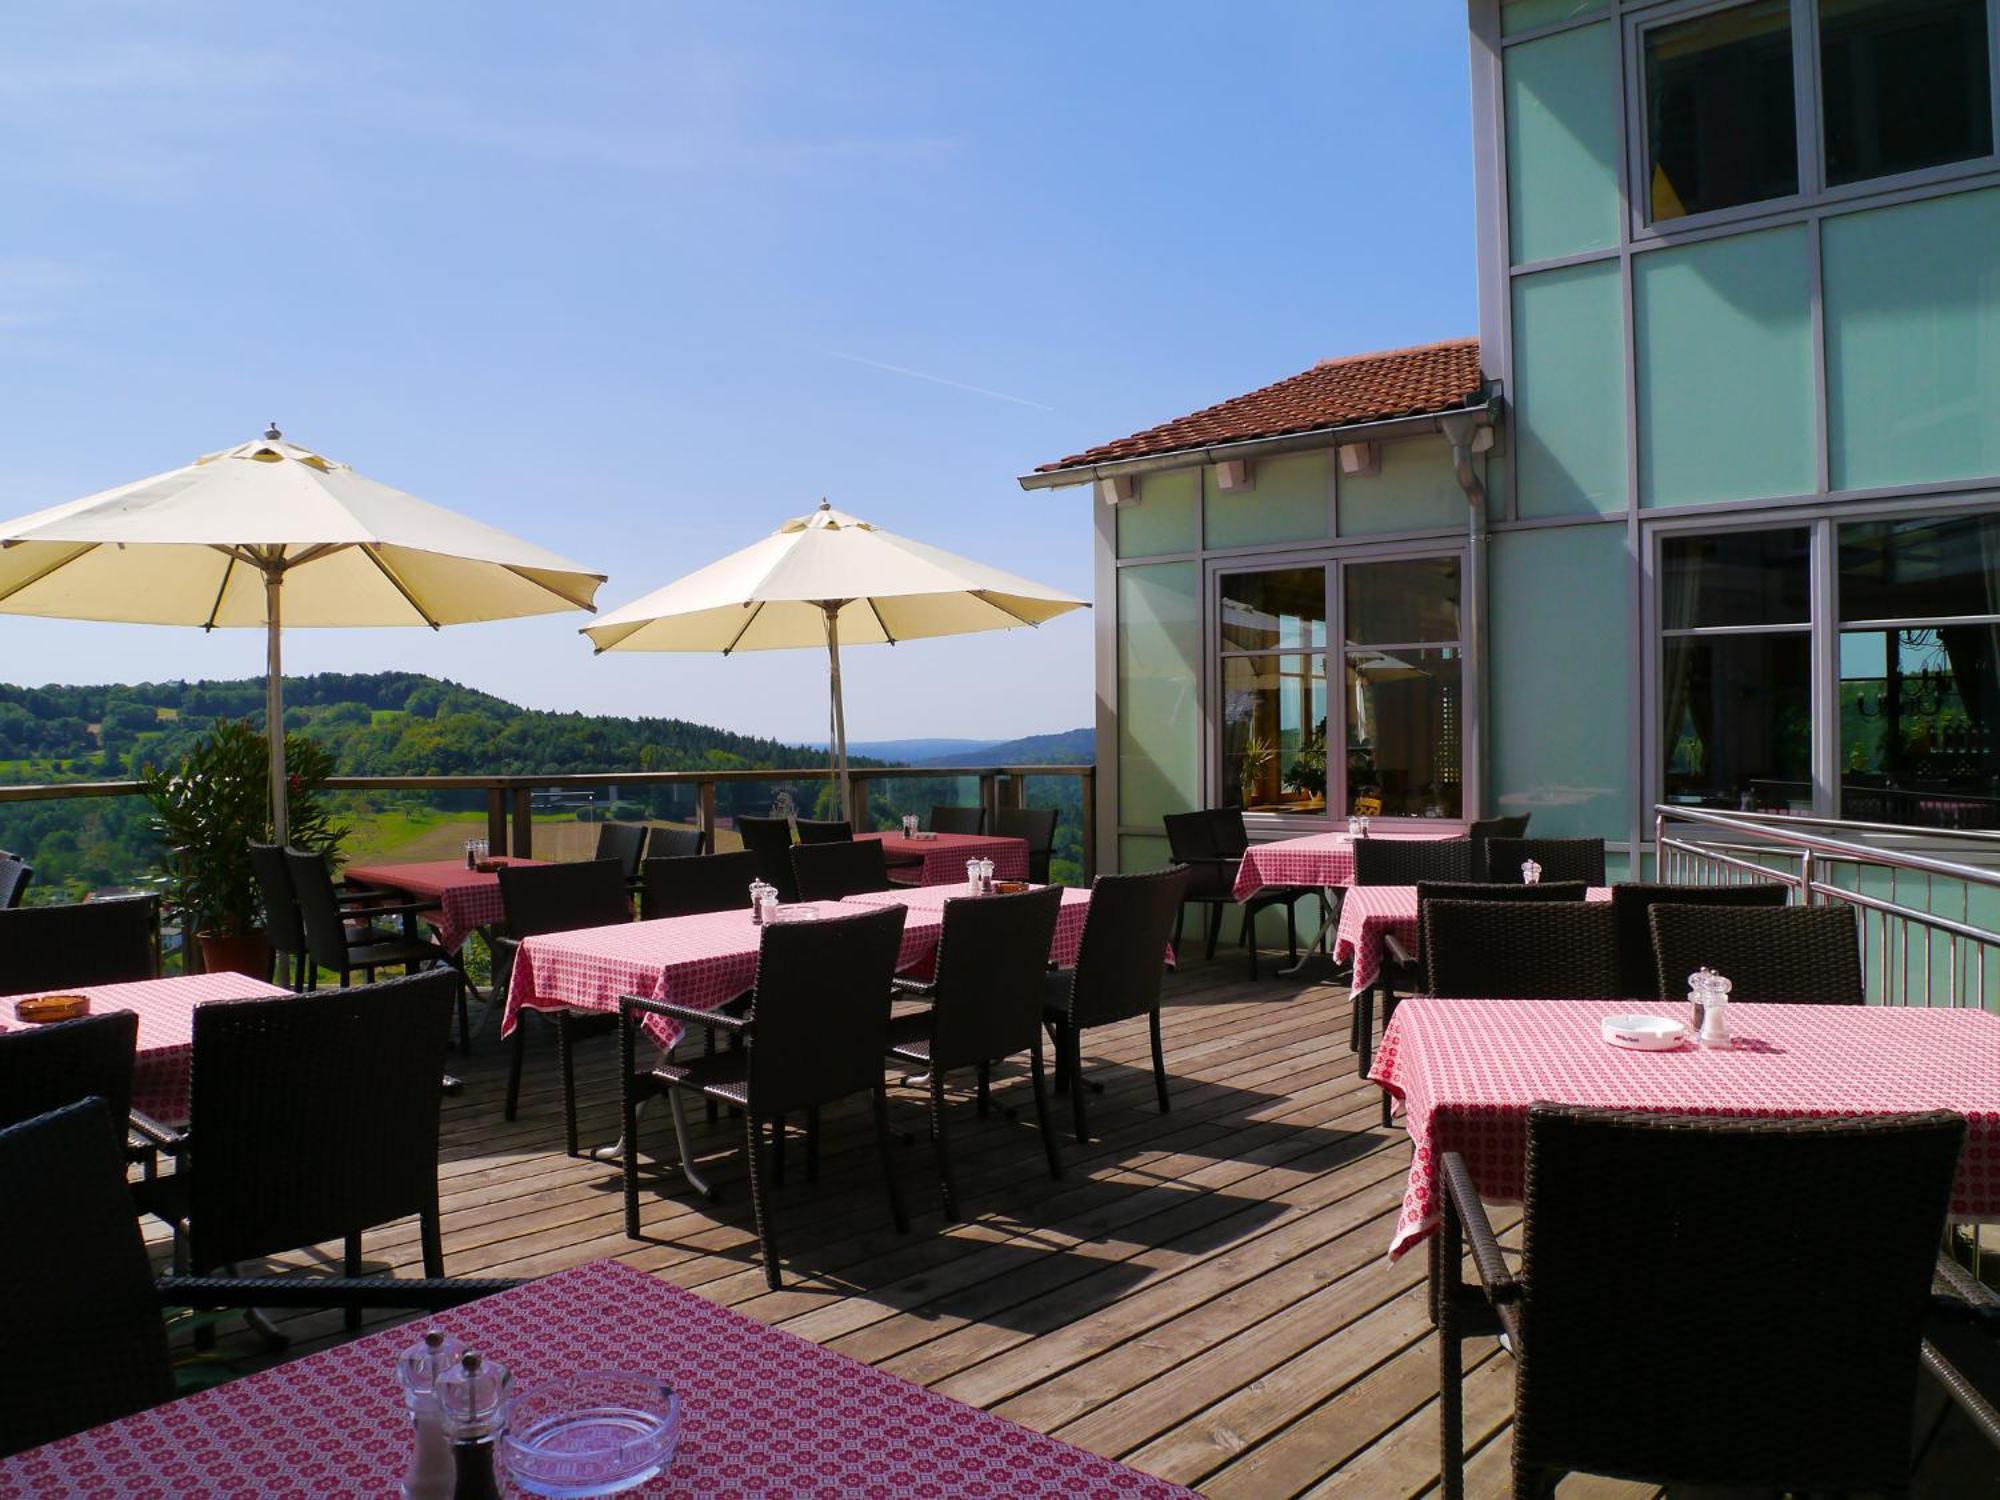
<box><xmin>1114</xmin><ymin>469</ymin><xmax>1199</xmax><ymax>559</ymax></box>
<box><xmin>1116</xmin><ymin>563</ymin><xmax>1200</xmax><ymax>827</ymax></box>
<box><xmin>1512</xmin><ymin>259</ymin><xmax>1628</xmax><ymax>517</ymax></box>
<box><xmin>1504</xmin><ymin>21</ymin><xmax>1622</xmax><ymax>263</ymax></box>
<box><xmin>1344</xmin><ymin>557</ymin><xmax>1463</xmax><ymax>819</ymax></box>
<box><xmin>1203</xmin><ymin>451</ymin><xmax>1329</xmax><ymax>551</ymax></box>
<box><xmin>1821</xmin><ymin>0</ymin><xmax>1992</xmax><ymax>188</ymax></box>
<box><xmin>1642</xmin><ymin>0</ymin><xmax>1797</xmax><ymax>223</ymax></box>
<box><xmin>1338</xmin><ymin>436</ymin><xmax>1470</xmax><ymax>537</ymax></box>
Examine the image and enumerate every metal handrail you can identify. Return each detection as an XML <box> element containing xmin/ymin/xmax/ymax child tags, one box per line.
<box><xmin>1655</xmin><ymin>804</ymin><xmax>2000</xmax><ymax>890</ymax></box>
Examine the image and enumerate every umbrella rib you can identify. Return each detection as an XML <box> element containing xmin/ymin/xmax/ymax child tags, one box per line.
<box><xmin>721</xmin><ymin>601</ymin><xmax>766</xmax><ymax>657</ymax></box>
<box><xmin>0</xmin><ymin>542</ymin><xmax>99</xmax><ymax>607</ymax></box>
<box><xmin>970</xmin><ymin>590</ymin><xmax>1042</xmax><ymax>628</ymax></box>
<box><xmin>202</xmin><ymin>551</ymin><xmax>237</xmax><ymax>632</ymax></box>
<box><xmin>502</xmin><ymin>564</ymin><xmax>601</xmax><ymax>613</ymax></box>
<box><xmin>361</xmin><ymin>546</ymin><xmax>443</xmax><ymax>630</ymax></box>
<box><xmin>864</xmin><ymin>598</ymin><xmax>898</xmax><ymax>645</ymax></box>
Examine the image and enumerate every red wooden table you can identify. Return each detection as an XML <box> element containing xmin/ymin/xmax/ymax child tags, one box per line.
<box><xmin>1369</xmin><ymin>996</ymin><xmax>2000</xmax><ymax>1259</ymax></box>
<box><xmin>0</xmin><ymin>973</ymin><xmax>290</xmax><ymax>1125</ymax></box>
<box><xmin>857</xmin><ymin>830</ymin><xmax>1028</xmax><ymax>885</ymax></box>
<box><xmin>344</xmin><ymin>857</ymin><xmax>543</xmax><ymax>953</ymax></box>
<box><xmin>0</xmin><ymin>1258</ymin><xmax>1190</xmax><ymax>1498</ymax></box>
<box><xmin>1332</xmin><ymin>885</ymin><xmax>1611</xmax><ymax>995</ymax></box>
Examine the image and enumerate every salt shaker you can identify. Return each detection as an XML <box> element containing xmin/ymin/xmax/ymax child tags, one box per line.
<box><xmin>436</xmin><ymin>1351</ymin><xmax>511</xmax><ymax>1500</ymax></box>
<box><xmin>902</xmin><ymin>814</ymin><xmax>919</xmax><ymax>839</ymax></box>
<box><xmin>1691</xmin><ymin>968</ymin><xmax>1733</xmax><ymax>1049</ymax></box>
<box><xmin>966</xmin><ymin>858</ymin><xmax>982</xmax><ymax>892</ymax></box>
<box><xmin>1346</xmin><ymin>815</ymin><xmax>1362</xmax><ymax>838</ymax></box>
<box><xmin>1521</xmin><ymin>858</ymin><xmax>1542</xmax><ymax>885</ymax></box>
<box><xmin>395</xmin><ymin>1328</ymin><xmax>464</xmax><ymax>1500</ymax></box>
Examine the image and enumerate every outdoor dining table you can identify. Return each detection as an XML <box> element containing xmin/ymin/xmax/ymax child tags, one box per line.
<box><xmin>1369</xmin><ymin>995</ymin><xmax>2000</xmax><ymax>1260</ymax></box>
<box><xmin>856</xmin><ymin>829</ymin><xmax>1029</xmax><ymax>885</ymax></box>
<box><xmin>344</xmin><ymin>856</ymin><xmax>544</xmax><ymax>954</ymax></box>
<box><xmin>0</xmin><ymin>972</ymin><xmax>290</xmax><ymax>1126</ymax></box>
<box><xmin>1229</xmin><ymin>826</ymin><xmax>1462</xmax><ymax>975</ymax></box>
<box><xmin>0</xmin><ymin>1257</ymin><xmax>1190</xmax><ymax>1498</ymax></box>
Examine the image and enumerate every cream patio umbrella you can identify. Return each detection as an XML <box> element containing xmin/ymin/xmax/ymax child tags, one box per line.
<box><xmin>582</xmin><ymin>500</ymin><xmax>1086</xmax><ymax>820</ymax></box>
<box><xmin>0</xmin><ymin>427</ymin><xmax>606</xmax><ymax>841</ymax></box>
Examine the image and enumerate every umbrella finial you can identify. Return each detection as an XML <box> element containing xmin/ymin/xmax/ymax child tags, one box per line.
<box><xmin>817</xmin><ymin>497</ymin><xmax>830</xmax><ymax>510</ymax></box>
<box><xmin>264</xmin><ymin>422</ymin><xmax>282</xmax><ymax>441</ymax></box>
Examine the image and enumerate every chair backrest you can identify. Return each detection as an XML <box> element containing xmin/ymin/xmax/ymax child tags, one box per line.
<box><xmin>1611</xmin><ymin>882</ymin><xmax>1790</xmax><ymax>999</ymax></box>
<box><xmin>1514</xmin><ymin>1105</ymin><xmax>1963</xmax><ymax>1491</ymax></box>
<box><xmin>735</xmin><ymin>815</ymin><xmax>798</xmax><ymax>902</ymax></box>
<box><xmin>1413</xmin><ymin>880</ymin><xmax>1588</xmax><ymax>983</ymax></box>
<box><xmin>185</xmin><ymin>971</ymin><xmax>456</xmax><ymax>1273</ymax></box>
<box><xmin>1161</xmin><ymin>810</ymin><xmax>1230</xmax><ymax>901</ymax></box>
<box><xmin>647</xmin><ymin>826</ymin><xmax>706</xmax><ymax>860</ymax></box>
<box><xmin>1423</xmin><ymin>899</ymin><xmax>1621</xmax><ymax>998</ymax></box>
<box><xmin>0</xmin><ymin>854</ymin><xmax>32</xmax><ymax>911</ymax></box>
<box><xmin>284</xmin><ymin>847</ymin><xmax>357</xmax><ymax>969</ymax></box>
<box><xmin>0</xmin><ymin>1099</ymin><xmax>174</xmax><ymax>1458</ymax></box>
<box><xmin>993</xmin><ymin>806</ymin><xmax>1059</xmax><ymax>884</ymax></box>
<box><xmin>641</xmin><ymin>851</ymin><xmax>761</xmax><ymax>919</ymax></box>
<box><xmin>1484</xmin><ymin>836</ymin><xmax>1605</xmax><ymax>885</ymax></box>
<box><xmin>1465</xmin><ymin>815</ymin><xmax>1529</xmax><ymax>872</ymax></box>
<box><xmin>746</xmin><ymin>904</ymin><xmax>907</xmax><ymax>1114</ymax></box>
<box><xmin>790</xmin><ymin>839</ymin><xmax>890</xmax><ymax>902</ymax></box>
<box><xmin>927</xmin><ymin>886</ymin><xmax>1065</xmax><ymax>1068</ymax></box>
<box><xmin>0</xmin><ymin>1010</ymin><xmax>138</xmax><ymax>1147</ymax></box>
<box><xmin>1057</xmin><ymin>866</ymin><xmax>1191</xmax><ymax>1028</ymax></box>
<box><xmin>1351</xmin><ymin>836</ymin><xmax>1473</xmax><ymax>887</ymax></box>
<box><xmin>593</xmin><ymin>821</ymin><xmax>650</xmax><ymax>878</ymax></box>
<box><xmin>497</xmin><ymin>859</ymin><xmax>631</xmax><ymax>941</ymax></box>
<box><xmin>247</xmin><ymin>840</ymin><xmax>305</xmax><ymax>955</ymax></box>
<box><xmin>0</xmin><ymin>895</ymin><xmax>161</xmax><ymax>993</ymax></box>
<box><xmin>1649</xmin><ymin>902</ymin><xmax>1864</xmax><ymax>1006</ymax></box>
<box><xmin>1206</xmin><ymin>806</ymin><xmax>1252</xmax><ymax>859</ymax></box>
<box><xmin>930</xmin><ymin>805</ymin><xmax>985</xmax><ymax>836</ymax></box>
<box><xmin>794</xmin><ymin>818</ymin><xmax>853</xmax><ymax>845</ymax></box>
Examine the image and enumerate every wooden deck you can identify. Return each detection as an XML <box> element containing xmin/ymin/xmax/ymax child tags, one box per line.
<box><xmin>154</xmin><ymin>958</ymin><xmax>1995</xmax><ymax>1497</ymax></box>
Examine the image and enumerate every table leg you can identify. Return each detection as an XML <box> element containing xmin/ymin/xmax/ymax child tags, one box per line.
<box><xmin>1276</xmin><ymin>887</ymin><xmax>1350</xmax><ymax>980</ymax></box>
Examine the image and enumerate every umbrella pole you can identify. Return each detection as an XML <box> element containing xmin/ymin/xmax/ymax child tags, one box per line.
<box><xmin>825</xmin><ymin>603</ymin><xmax>850</xmax><ymax>823</ymax></box>
<box><xmin>265</xmin><ymin>565</ymin><xmax>289</xmax><ymax>846</ymax></box>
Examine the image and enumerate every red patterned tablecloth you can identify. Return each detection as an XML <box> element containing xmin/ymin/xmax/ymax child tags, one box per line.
<box><xmin>1333</xmin><ymin>885</ymin><xmax>1611</xmax><ymax>994</ymax></box>
<box><xmin>858</xmin><ymin>831</ymin><xmax>1029</xmax><ymax>885</ymax></box>
<box><xmin>0</xmin><ymin>1257</ymin><xmax>1189</xmax><ymax>1499</ymax></box>
<box><xmin>1369</xmin><ymin>996</ymin><xmax>2000</xmax><ymax>1259</ymax></box>
<box><xmin>841</xmin><ymin>881</ymin><xmax>1092</xmax><ymax>967</ymax></box>
<box><xmin>0</xmin><ymin>974</ymin><xmax>291</xmax><ymax>1126</ymax></box>
<box><xmin>345</xmin><ymin>858</ymin><xmax>544</xmax><ymax>953</ymax></box>
<box><xmin>1230</xmin><ymin>827</ymin><xmax>1459</xmax><ymax>903</ymax></box>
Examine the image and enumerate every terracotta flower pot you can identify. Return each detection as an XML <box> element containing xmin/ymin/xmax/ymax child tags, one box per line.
<box><xmin>198</xmin><ymin>931</ymin><xmax>272</xmax><ymax>980</ymax></box>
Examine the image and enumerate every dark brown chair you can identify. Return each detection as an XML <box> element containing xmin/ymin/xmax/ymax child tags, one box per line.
<box><xmin>1437</xmin><ymin>1106</ymin><xmax>1965</xmax><ymax>1497</ymax></box>
<box><xmin>1044</xmin><ymin>866</ymin><xmax>1190</xmax><ymax>1142</ymax></box>
<box><xmin>735</xmin><ymin>814</ymin><xmax>798</xmax><ymax>902</ymax></box>
<box><xmin>594</xmin><ymin>821</ymin><xmax>650</xmax><ymax>878</ymax></box>
<box><xmin>0</xmin><ymin>853</ymin><xmax>31</xmax><ymax>910</ymax></box>
<box><xmin>0</xmin><ymin>1011</ymin><xmax>137</xmax><ymax>1155</ymax></box>
<box><xmin>994</xmin><ymin>805</ymin><xmax>1059</xmax><ymax>884</ymax></box>
<box><xmin>641</xmin><ymin>849</ymin><xmax>761</xmax><ymax>919</ymax></box>
<box><xmin>1163</xmin><ymin>808</ymin><xmax>1321</xmax><ymax>978</ymax></box>
<box><xmin>1484</xmin><ymin>836</ymin><xmax>1605</xmax><ymax>885</ymax></box>
<box><xmin>795</xmin><ymin>818</ymin><xmax>852</xmax><ymax>845</ymax></box>
<box><xmin>646</xmin><ymin>826</ymin><xmax>706</xmax><ymax>860</ymax></box>
<box><xmin>0</xmin><ymin>1097</ymin><xmax>513</xmax><ymax>1458</ymax></box>
<box><xmin>1464</xmin><ymin>814</ymin><xmax>1529</xmax><ymax>877</ymax></box>
<box><xmin>1350</xmin><ymin>836</ymin><xmax>1475</xmax><ymax>887</ymax></box>
<box><xmin>1422</xmin><ymin>899</ymin><xmax>1621</xmax><ymax>999</ymax></box>
<box><xmin>132</xmin><ymin>972</ymin><xmax>460</xmax><ymax>1333</ymax></box>
<box><xmin>496</xmin><ymin>859</ymin><xmax>631</xmax><ymax>1156</ymax></box>
<box><xmin>1649</xmin><ymin>902</ymin><xmax>1864</xmax><ymax>1006</ymax></box>
<box><xmin>930</xmin><ymin>805</ymin><xmax>985</xmax><ymax>835</ymax></box>
<box><xmin>618</xmin><ymin>904</ymin><xmax>910</xmax><ymax>1289</ymax></box>
<box><xmin>888</xmin><ymin>885</ymin><xmax>1066</xmax><ymax>1219</ymax></box>
<box><xmin>790</xmin><ymin>838</ymin><xmax>891</xmax><ymax>901</ymax></box>
<box><xmin>248</xmin><ymin>840</ymin><xmax>311</xmax><ymax>990</ymax></box>
<box><xmin>0</xmin><ymin>895</ymin><xmax>160</xmax><ymax>993</ymax></box>
<box><xmin>1610</xmin><ymin>881</ymin><xmax>1790</xmax><ymax>999</ymax></box>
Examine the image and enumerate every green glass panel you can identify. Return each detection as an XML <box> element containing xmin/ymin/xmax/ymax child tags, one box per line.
<box><xmin>1502</xmin><ymin>0</ymin><xmax>1609</xmax><ymax>36</ymax></box>
<box><xmin>1203</xmin><ymin>450</ymin><xmax>1329</xmax><ymax>550</ymax></box>
<box><xmin>1338</xmin><ymin>435</ymin><xmax>1468</xmax><ymax>537</ymax></box>
<box><xmin>1511</xmin><ymin>260</ymin><xmax>1628</xmax><ymax>517</ymax></box>
<box><xmin>1114</xmin><ymin>467</ymin><xmax>1199</xmax><ymax>559</ymax></box>
<box><xmin>1505</xmin><ymin>22</ymin><xmax>1621</xmax><ymax>264</ymax></box>
<box><xmin>1489</xmin><ymin>522</ymin><xmax>1633</xmax><ymax>838</ymax></box>
<box><xmin>1118</xmin><ymin>833</ymin><xmax>1172</xmax><ymax>874</ymax></box>
<box><xmin>1116</xmin><ymin>562</ymin><xmax>1200</xmax><ymax>827</ymax></box>
<box><xmin>1825</xmin><ymin>188</ymin><xmax>2000</xmax><ymax>491</ymax></box>
<box><xmin>1636</xmin><ymin>225</ymin><xmax>1815</xmax><ymax>506</ymax></box>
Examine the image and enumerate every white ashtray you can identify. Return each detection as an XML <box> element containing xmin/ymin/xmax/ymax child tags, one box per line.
<box><xmin>1601</xmin><ymin>1014</ymin><xmax>1687</xmax><ymax>1051</ymax></box>
<box><xmin>768</xmin><ymin>904</ymin><xmax>821</xmax><ymax>923</ymax></box>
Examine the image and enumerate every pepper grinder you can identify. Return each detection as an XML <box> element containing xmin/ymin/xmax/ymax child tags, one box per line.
<box><xmin>395</xmin><ymin>1328</ymin><xmax>464</xmax><ymax>1500</ymax></box>
<box><xmin>436</xmin><ymin>1351</ymin><xmax>512</xmax><ymax>1500</ymax></box>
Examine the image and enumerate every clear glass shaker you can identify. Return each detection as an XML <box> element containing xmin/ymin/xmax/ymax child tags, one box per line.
<box><xmin>396</xmin><ymin>1328</ymin><xmax>464</xmax><ymax>1500</ymax></box>
<box><xmin>902</xmin><ymin>814</ymin><xmax>919</xmax><ymax>839</ymax></box>
<box><xmin>1521</xmin><ymin>858</ymin><xmax>1542</xmax><ymax>885</ymax></box>
<box><xmin>436</xmin><ymin>1351</ymin><xmax>511</xmax><ymax>1500</ymax></box>
<box><xmin>1688</xmin><ymin>968</ymin><xmax>1732</xmax><ymax>1048</ymax></box>
<box><xmin>1346</xmin><ymin>815</ymin><xmax>1362</xmax><ymax>838</ymax></box>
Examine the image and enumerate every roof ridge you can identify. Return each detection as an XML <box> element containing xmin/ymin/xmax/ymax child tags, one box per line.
<box><xmin>1310</xmin><ymin>336</ymin><xmax>1479</xmax><ymax>370</ymax></box>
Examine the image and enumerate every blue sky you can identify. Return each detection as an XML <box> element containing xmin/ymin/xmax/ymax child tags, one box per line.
<box><xmin>0</xmin><ymin>2</ymin><xmax>1476</xmax><ymax>745</ymax></box>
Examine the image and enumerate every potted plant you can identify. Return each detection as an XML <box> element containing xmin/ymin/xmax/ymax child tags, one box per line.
<box><xmin>1285</xmin><ymin>718</ymin><xmax>1329</xmax><ymax>804</ymax></box>
<box><xmin>140</xmin><ymin>719</ymin><xmax>347</xmax><ymax>977</ymax></box>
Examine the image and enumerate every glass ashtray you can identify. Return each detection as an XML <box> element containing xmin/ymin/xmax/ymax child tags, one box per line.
<box><xmin>499</xmin><ymin>1372</ymin><xmax>681</xmax><ymax>1497</ymax></box>
<box><xmin>768</xmin><ymin>903</ymin><xmax>821</xmax><ymax>923</ymax></box>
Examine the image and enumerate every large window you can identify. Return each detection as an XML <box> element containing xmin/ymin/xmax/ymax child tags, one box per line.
<box><xmin>1822</xmin><ymin>0</ymin><xmax>1992</xmax><ymax>187</ymax></box>
<box><xmin>1643</xmin><ymin>0</ymin><xmax>1798</xmax><ymax>222</ymax></box>
<box><xmin>1345</xmin><ymin>558</ymin><xmax>1464</xmax><ymax>819</ymax></box>
<box><xmin>1217</xmin><ymin>567</ymin><xmax>1327</xmax><ymax>814</ymax></box>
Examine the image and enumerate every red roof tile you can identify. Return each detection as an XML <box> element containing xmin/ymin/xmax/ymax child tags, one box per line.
<box><xmin>1035</xmin><ymin>337</ymin><xmax>1484</xmax><ymax>473</ymax></box>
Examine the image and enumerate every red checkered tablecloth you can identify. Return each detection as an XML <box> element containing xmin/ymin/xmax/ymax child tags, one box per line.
<box><xmin>0</xmin><ymin>1258</ymin><xmax>1190</xmax><ymax>1499</ymax></box>
<box><xmin>1369</xmin><ymin>996</ymin><xmax>2000</xmax><ymax>1259</ymax></box>
<box><xmin>858</xmin><ymin>831</ymin><xmax>1029</xmax><ymax>885</ymax></box>
<box><xmin>345</xmin><ymin>858</ymin><xmax>544</xmax><ymax>953</ymax></box>
<box><xmin>1333</xmin><ymin>885</ymin><xmax>1611</xmax><ymax>994</ymax></box>
<box><xmin>841</xmin><ymin>881</ymin><xmax>1092</xmax><ymax>966</ymax></box>
<box><xmin>1230</xmin><ymin>827</ymin><xmax>1459</xmax><ymax>903</ymax></box>
<box><xmin>0</xmin><ymin>974</ymin><xmax>291</xmax><ymax>1126</ymax></box>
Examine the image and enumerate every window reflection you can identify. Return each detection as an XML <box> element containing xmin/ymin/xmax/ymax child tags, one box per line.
<box><xmin>1822</xmin><ymin>0</ymin><xmax>1992</xmax><ymax>188</ymax></box>
<box><xmin>1346</xmin><ymin>648</ymin><xmax>1463</xmax><ymax>819</ymax></box>
<box><xmin>1220</xmin><ymin>654</ymin><xmax>1327</xmax><ymax>812</ymax></box>
<box><xmin>1644</xmin><ymin>0</ymin><xmax>1798</xmax><ymax>222</ymax></box>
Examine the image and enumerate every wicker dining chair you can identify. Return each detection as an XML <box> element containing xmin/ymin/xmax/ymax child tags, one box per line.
<box><xmin>735</xmin><ymin>814</ymin><xmax>799</xmax><ymax>902</ymax></box>
<box><xmin>0</xmin><ymin>894</ymin><xmax>160</xmax><ymax>993</ymax></box>
<box><xmin>0</xmin><ymin>852</ymin><xmax>31</xmax><ymax>911</ymax></box>
<box><xmin>1436</xmin><ymin>1105</ymin><xmax>1966</xmax><ymax>1498</ymax></box>
<box><xmin>0</xmin><ymin>1097</ymin><xmax>514</xmax><ymax>1458</ymax></box>
<box><xmin>1422</xmin><ymin>899</ymin><xmax>1622</xmax><ymax>999</ymax></box>
<box><xmin>248</xmin><ymin>841</ymin><xmax>311</xmax><ymax>990</ymax></box>
<box><xmin>131</xmin><ymin>972</ymin><xmax>460</xmax><ymax>1333</ymax></box>
<box><xmin>1044</xmin><ymin>865</ymin><xmax>1190</xmax><ymax>1142</ymax></box>
<box><xmin>0</xmin><ymin>1011</ymin><xmax>138</xmax><ymax>1154</ymax></box>
<box><xmin>1162</xmin><ymin>809</ymin><xmax>1320</xmax><ymax>979</ymax></box>
<box><xmin>790</xmin><ymin>838</ymin><xmax>891</xmax><ymax>901</ymax></box>
<box><xmin>1483</xmin><ymin>836</ymin><xmax>1606</xmax><ymax>885</ymax></box>
<box><xmin>1648</xmin><ymin>902</ymin><xmax>1865</xmax><ymax>1006</ymax></box>
<box><xmin>887</xmin><ymin>885</ymin><xmax>1066</xmax><ymax>1219</ymax></box>
<box><xmin>930</xmin><ymin>805</ymin><xmax>985</xmax><ymax>835</ymax></box>
<box><xmin>618</xmin><ymin>903</ymin><xmax>910</xmax><ymax>1289</ymax></box>
<box><xmin>496</xmin><ymin>859</ymin><xmax>632</xmax><ymax>1156</ymax></box>
<box><xmin>1464</xmin><ymin>814</ymin><xmax>1529</xmax><ymax>877</ymax></box>
<box><xmin>795</xmin><ymin>818</ymin><xmax>853</xmax><ymax>845</ymax></box>
<box><xmin>1610</xmin><ymin>881</ymin><xmax>1789</xmax><ymax>999</ymax></box>
<box><xmin>1349</xmin><ymin>836</ymin><xmax>1475</xmax><ymax>887</ymax></box>
<box><xmin>993</xmin><ymin>806</ymin><xmax>1059</xmax><ymax>884</ymax></box>
<box><xmin>641</xmin><ymin>849</ymin><xmax>760</xmax><ymax>919</ymax></box>
<box><xmin>593</xmin><ymin>821</ymin><xmax>650</xmax><ymax>879</ymax></box>
<box><xmin>646</xmin><ymin>826</ymin><xmax>707</xmax><ymax>860</ymax></box>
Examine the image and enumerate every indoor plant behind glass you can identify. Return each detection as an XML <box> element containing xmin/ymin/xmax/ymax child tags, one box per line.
<box><xmin>141</xmin><ymin>719</ymin><xmax>347</xmax><ymax>977</ymax></box>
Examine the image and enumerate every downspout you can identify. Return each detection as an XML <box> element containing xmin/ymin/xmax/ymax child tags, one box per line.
<box><xmin>1439</xmin><ymin>405</ymin><xmax>1496</xmax><ymax>821</ymax></box>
